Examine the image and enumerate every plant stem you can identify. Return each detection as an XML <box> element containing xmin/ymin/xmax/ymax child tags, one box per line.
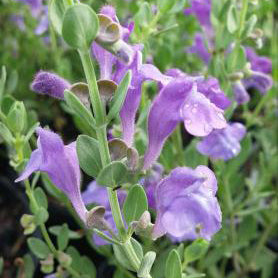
<box><xmin>172</xmin><ymin>124</ymin><xmax>184</xmax><ymax>166</ymax></box>
<box><xmin>78</xmin><ymin>47</ymin><xmax>142</xmax><ymax>271</ymax></box>
<box><xmin>124</xmin><ymin>240</ymin><xmax>141</xmax><ymax>271</ymax></box>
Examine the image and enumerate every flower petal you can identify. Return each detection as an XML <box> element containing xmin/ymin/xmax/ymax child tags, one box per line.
<box><xmin>182</xmin><ymin>88</ymin><xmax>227</xmax><ymax>137</ymax></box>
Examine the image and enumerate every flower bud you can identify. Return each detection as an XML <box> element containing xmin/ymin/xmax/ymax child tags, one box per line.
<box><xmin>250</xmin><ymin>28</ymin><xmax>263</xmax><ymax>39</ymax></box>
<box><xmin>20</xmin><ymin>214</ymin><xmax>36</xmax><ymax>235</ymax></box>
<box><xmin>132</xmin><ymin>211</ymin><xmax>154</xmax><ymax>238</ymax></box>
<box><xmin>228</xmin><ymin>72</ymin><xmax>244</xmax><ymax>82</ymax></box>
<box><xmin>6</xmin><ymin>101</ymin><xmax>27</xmax><ymax>134</ymax></box>
<box><xmin>58</xmin><ymin>251</ymin><xmax>72</xmax><ymax>268</ymax></box>
<box><xmin>232</xmin><ymin>81</ymin><xmax>250</xmax><ymax>104</ymax></box>
<box><xmin>40</xmin><ymin>254</ymin><xmax>54</xmax><ymax>274</ymax></box>
<box><xmin>31</xmin><ymin>71</ymin><xmax>70</xmax><ymax>99</ymax></box>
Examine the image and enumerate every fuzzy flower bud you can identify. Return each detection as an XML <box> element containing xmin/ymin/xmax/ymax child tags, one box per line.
<box><xmin>31</xmin><ymin>71</ymin><xmax>70</xmax><ymax>99</ymax></box>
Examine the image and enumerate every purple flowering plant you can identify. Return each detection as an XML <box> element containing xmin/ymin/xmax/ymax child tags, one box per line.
<box><xmin>0</xmin><ymin>0</ymin><xmax>277</xmax><ymax>278</ymax></box>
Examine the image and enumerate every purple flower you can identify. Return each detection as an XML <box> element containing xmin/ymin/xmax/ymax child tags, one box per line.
<box><xmin>82</xmin><ymin>181</ymin><xmax>126</xmax><ymax>245</ymax></box>
<box><xmin>143</xmin><ymin>78</ymin><xmax>193</xmax><ymax>169</ymax></box>
<box><xmin>181</xmin><ymin>84</ymin><xmax>227</xmax><ymax>136</ymax></box>
<box><xmin>17</xmin><ymin>0</ymin><xmax>43</xmax><ymax>17</ymax></box>
<box><xmin>245</xmin><ymin>47</ymin><xmax>272</xmax><ymax>74</ymax></box>
<box><xmin>139</xmin><ymin>163</ymin><xmax>164</xmax><ymax>209</ymax></box>
<box><xmin>243</xmin><ymin>71</ymin><xmax>273</xmax><ymax>95</ymax></box>
<box><xmin>15</xmin><ymin>0</ymin><xmax>49</xmax><ymax>36</ymax></box>
<box><xmin>34</xmin><ymin>7</ymin><xmax>49</xmax><ymax>35</ymax></box>
<box><xmin>197</xmin><ymin>122</ymin><xmax>246</xmax><ymax>160</ymax></box>
<box><xmin>242</xmin><ymin>47</ymin><xmax>273</xmax><ymax>95</ymax></box>
<box><xmin>99</xmin><ymin>5</ymin><xmax>117</xmax><ymax>20</ymax></box>
<box><xmin>15</xmin><ymin>128</ymin><xmax>87</xmax><ymax>222</ymax></box>
<box><xmin>10</xmin><ymin>15</ymin><xmax>26</xmax><ymax>31</ymax></box>
<box><xmin>143</xmin><ymin>76</ymin><xmax>227</xmax><ymax>169</ymax></box>
<box><xmin>195</xmin><ymin>77</ymin><xmax>231</xmax><ymax>110</ymax></box>
<box><xmin>187</xmin><ymin>33</ymin><xmax>211</xmax><ymax>64</ymax></box>
<box><xmin>232</xmin><ymin>81</ymin><xmax>250</xmax><ymax>104</ymax></box>
<box><xmin>184</xmin><ymin>0</ymin><xmax>213</xmax><ymax>35</ymax></box>
<box><xmin>153</xmin><ymin>166</ymin><xmax>222</xmax><ymax>241</ymax></box>
<box><xmin>115</xmin><ymin>51</ymin><xmax>170</xmax><ymax>146</ymax></box>
<box><xmin>31</xmin><ymin>71</ymin><xmax>70</xmax><ymax>99</ymax></box>
<box><xmin>92</xmin><ymin>42</ymin><xmax>117</xmax><ymax>80</ymax></box>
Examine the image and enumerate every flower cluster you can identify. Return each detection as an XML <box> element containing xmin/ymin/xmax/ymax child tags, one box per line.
<box><xmin>19</xmin><ymin>4</ymin><xmax>257</xmax><ymax>249</ymax></box>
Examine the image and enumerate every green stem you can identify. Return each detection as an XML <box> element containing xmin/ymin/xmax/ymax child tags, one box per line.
<box><xmin>78</xmin><ymin>47</ymin><xmax>142</xmax><ymax>271</ymax></box>
<box><xmin>108</xmin><ymin>188</ymin><xmax>126</xmax><ymax>239</ymax></box>
<box><xmin>123</xmin><ymin>240</ymin><xmax>141</xmax><ymax>271</ymax></box>
<box><xmin>78</xmin><ymin>50</ymin><xmax>106</xmax><ymax>128</ymax></box>
<box><xmin>223</xmin><ymin>0</ymin><xmax>249</xmax><ymax>93</ymax></box>
<box><xmin>172</xmin><ymin>124</ymin><xmax>184</xmax><ymax>166</ymax></box>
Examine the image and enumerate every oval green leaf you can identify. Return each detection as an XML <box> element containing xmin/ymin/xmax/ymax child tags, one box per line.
<box><xmin>96</xmin><ymin>161</ymin><xmax>128</xmax><ymax>188</ymax></box>
<box><xmin>62</xmin><ymin>4</ymin><xmax>99</xmax><ymax>49</ymax></box>
<box><xmin>165</xmin><ymin>249</ymin><xmax>182</xmax><ymax>278</ymax></box>
<box><xmin>123</xmin><ymin>185</ymin><xmax>148</xmax><ymax>224</ymax></box>
<box><xmin>77</xmin><ymin>135</ymin><xmax>102</xmax><ymax>177</ymax></box>
<box><xmin>27</xmin><ymin>238</ymin><xmax>51</xmax><ymax>259</ymax></box>
<box><xmin>107</xmin><ymin>70</ymin><xmax>132</xmax><ymax>123</ymax></box>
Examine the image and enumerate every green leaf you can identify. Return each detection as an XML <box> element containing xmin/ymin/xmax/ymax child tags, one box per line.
<box><xmin>184</xmin><ymin>239</ymin><xmax>209</xmax><ymax>264</ymax></box>
<box><xmin>1</xmin><ymin>95</ymin><xmax>15</xmax><ymax>115</ymax></box>
<box><xmin>23</xmin><ymin>254</ymin><xmax>35</xmax><ymax>278</ymax></box>
<box><xmin>6</xmin><ymin>101</ymin><xmax>27</xmax><ymax>133</ymax></box>
<box><xmin>238</xmin><ymin>216</ymin><xmax>257</xmax><ymax>246</ymax></box>
<box><xmin>0</xmin><ymin>122</ymin><xmax>13</xmax><ymax>144</ymax></box>
<box><xmin>34</xmin><ymin>207</ymin><xmax>49</xmax><ymax>225</ymax></box>
<box><xmin>77</xmin><ymin>135</ymin><xmax>102</xmax><ymax>177</ymax></box>
<box><xmin>0</xmin><ymin>257</ymin><xmax>3</xmax><ymax>276</ymax></box>
<box><xmin>64</xmin><ymin>90</ymin><xmax>96</xmax><ymax>129</ymax></box>
<box><xmin>242</xmin><ymin>14</ymin><xmax>257</xmax><ymax>39</ymax></box>
<box><xmin>62</xmin><ymin>4</ymin><xmax>99</xmax><ymax>49</ymax></box>
<box><xmin>96</xmin><ymin>161</ymin><xmax>128</xmax><ymax>188</ymax></box>
<box><xmin>177</xmin><ymin>243</ymin><xmax>185</xmax><ymax>262</ymax></box>
<box><xmin>113</xmin><ymin>269</ymin><xmax>131</xmax><ymax>278</ymax></box>
<box><xmin>134</xmin><ymin>2</ymin><xmax>152</xmax><ymax>28</ymax></box>
<box><xmin>0</xmin><ymin>66</ymin><xmax>6</xmax><ymax>103</ymax></box>
<box><xmin>113</xmin><ymin>238</ymin><xmax>143</xmax><ymax>271</ymax></box>
<box><xmin>49</xmin><ymin>225</ymin><xmax>82</xmax><ymax>239</ymax></box>
<box><xmin>27</xmin><ymin>238</ymin><xmax>50</xmax><ymax>259</ymax></box>
<box><xmin>218</xmin><ymin>0</ymin><xmax>232</xmax><ymax>21</ymax></box>
<box><xmin>107</xmin><ymin>71</ymin><xmax>132</xmax><ymax>123</ymax></box>
<box><xmin>34</xmin><ymin>187</ymin><xmax>48</xmax><ymax>209</ymax></box>
<box><xmin>123</xmin><ymin>185</ymin><xmax>148</xmax><ymax>224</ymax></box>
<box><xmin>58</xmin><ymin>224</ymin><xmax>69</xmax><ymax>251</ymax></box>
<box><xmin>80</xmin><ymin>256</ymin><xmax>96</xmax><ymax>277</ymax></box>
<box><xmin>49</xmin><ymin>0</ymin><xmax>67</xmax><ymax>35</ymax></box>
<box><xmin>165</xmin><ymin>250</ymin><xmax>182</xmax><ymax>278</ymax></box>
<box><xmin>66</xmin><ymin>246</ymin><xmax>81</xmax><ymax>272</ymax></box>
<box><xmin>227</xmin><ymin>5</ymin><xmax>238</xmax><ymax>34</ymax></box>
<box><xmin>138</xmin><ymin>251</ymin><xmax>156</xmax><ymax>278</ymax></box>
<box><xmin>157</xmin><ymin>0</ymin><xmax>176</xmax><ymax>13</ymax></box>
<box><xmin>227</xmin><ymin>45</ymin><xmax>247</xmax><ymax>72</ymax></box>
